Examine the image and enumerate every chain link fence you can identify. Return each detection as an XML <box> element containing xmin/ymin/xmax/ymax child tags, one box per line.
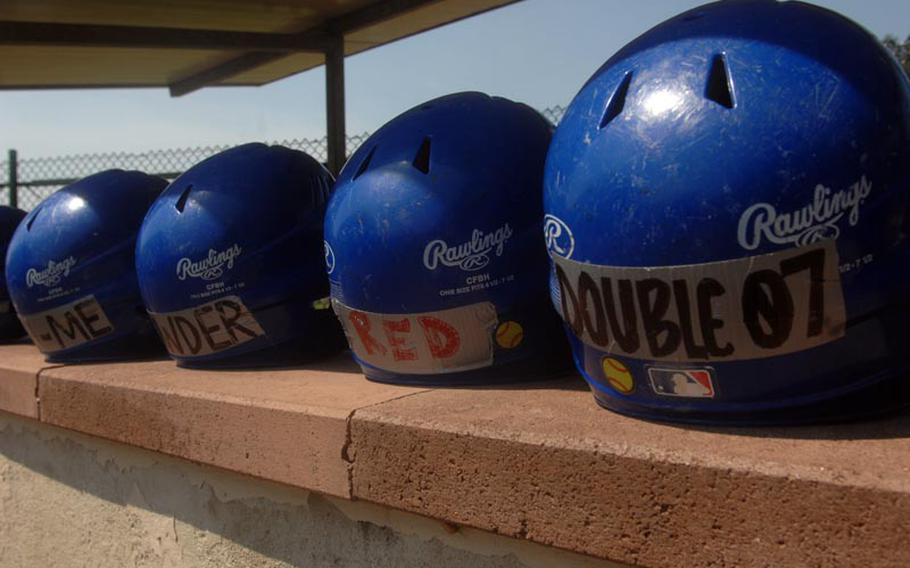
<box><xmin>2</xmin><ymin>105</ymin><xmax>565</xmax><ymax>210</ymax></box>
<box><xmin>538</xmin><ymin>105</ymin><xmax>565</xmax><ymax>127</ymax></box>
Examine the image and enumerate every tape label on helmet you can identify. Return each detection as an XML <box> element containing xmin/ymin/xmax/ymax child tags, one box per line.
<box><xmin>552</xmin><ymin>240</ymin><xmax>845</xmax><ymax>362</ymax></box>
<box><xmin>149</xmin><ymin>295</ymin><xmax>265</xmax><ymax>358</ymax></box>
<box><xmin>20</xmin><ymin>294</ymin><xmax>114</xmax><ymax>353</ymax></box>
<box><xmin>332</xmin><ymin>300</ymin><xmax>498</xmax><ymax>374</ymax></box>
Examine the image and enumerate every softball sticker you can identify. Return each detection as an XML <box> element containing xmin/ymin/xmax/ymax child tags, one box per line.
<box><xmin>602</xmin><ymin>357</ymin><xmax>634</xmax><ymax>394</ymax></box>
<box><xmin>495</xmin><ymin>321</ymin><xmax>524</xmax><ymax>349</ymax></box>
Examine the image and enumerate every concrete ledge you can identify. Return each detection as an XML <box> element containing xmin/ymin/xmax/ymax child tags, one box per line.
<box><xmin>0</xmin><ymin>343</ymin><xmax>54</xmax><ymax>419</ymax></box>
<box><xmin>2</xmin><ymin>345</ymin><xmax>909</xmax><ymax>566</ymax></box>
<box><xmin>349</xmin><ymin>382</ymin><xmax>910</xmax><ymax>568</ymax></box>
<box><xmin>37</xmin><ymin>356</ymin><xmax>426</xmax><ymax>497</ymax></box>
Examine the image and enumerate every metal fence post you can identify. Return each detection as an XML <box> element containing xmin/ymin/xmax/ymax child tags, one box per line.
<box><xmin>7</xmin><ymin>149</ymin><xmax>18</xmax><ymax>208</ymax></box>
<box><xmin>325</xmin><ymin>34</ymin><xmax>346</xmax><ymax>175</ymax></box>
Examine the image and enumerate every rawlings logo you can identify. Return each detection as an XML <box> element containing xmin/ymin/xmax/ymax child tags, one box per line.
<box><xmin>176</xmin><ymin>244</ymin><xmax>242</xmax><ymax>281</ymax></box>
<box><xmin>423</xmin><ymin>224</ymin><xmax>513</xmax><ymax>272</ymax></box>
<box><xmin>737</xmin><ymin>176</ymin><xmax>872</xmax><ymax>251</ymax></box>
<box><xmin>543</xmin><ymin>214</ymin><xmax>575</xmax><ymax>259</ymax></box>
<box><xmin>324</xmin><ymin>241</ymin><xmax>336</xmax><ymax>275</ymax></box>
<box><xmin>26</xmin><ymin>256</ymin><xmax>77</xmax><ymax>288</ymax></box>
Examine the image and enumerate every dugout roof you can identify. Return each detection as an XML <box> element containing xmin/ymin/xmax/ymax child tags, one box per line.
<box><xmin>0</xmin><ymin>0</ymin><xmax>520</xmax><ymax>172</ymax></box>
<box><xmin>0</xmin><ymin>0</ymin><xmax>516</xmax><ymax>95</ymax></box>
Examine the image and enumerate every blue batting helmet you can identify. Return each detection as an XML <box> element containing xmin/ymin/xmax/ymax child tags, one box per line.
<box><xmin>544</xmin><ymin>0</ymin><xmax>910</xmax><ymax>424</ymax></box>
<box><xmin>326</xmin><ymin>92</ymin><xmax>569</xmax><ymax>385</ymax></box>
<box><xmin>0</xmin><ymin>206</ymin><xmax>27</xmax><ymax>342</ymax></box>
<box><xmin>135</xmin><ymin>143</ymin><xmax>343</xmax><ymax>368</ymax></box>
<box><xmin>5</xmin><ymin>171</ymin><xmax>167</xmax><ymax>361</ymax></box>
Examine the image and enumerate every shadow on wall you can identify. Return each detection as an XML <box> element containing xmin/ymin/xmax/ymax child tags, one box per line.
<box><xmin>0</xmin><ymin>414</ymin><xmax>617</xmax><ymax>568</ymax></box>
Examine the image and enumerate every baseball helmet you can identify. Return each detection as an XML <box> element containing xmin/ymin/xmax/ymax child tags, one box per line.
<box><xmin>136</xmin><ymin>143</ymin><xmax>342</xmax><ymax>368</ymax></box>
<box><xmin>0</xmin><ymin>206</ymin><xmax>27</xmax><ymax>342</ymax></box>
<box><xmin>544</xmin><ymin>0</ymin><xmax>910</xmax><ymax>424</ymax></box>
<box><xmin>326</xmin><ymin>92</ymin><xmax>569</xmax><ymax>385</ymax></box>
<box><xmin>6</xmin><ymin>170</ymin><xmax>167</xmax><ymax>362</ymax></box>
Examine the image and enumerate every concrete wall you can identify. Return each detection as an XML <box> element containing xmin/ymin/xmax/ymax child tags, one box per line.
<box><xmin>0</xmin><ymin>412</ymin><xmax>628</xmax><ymax>568</ymax></box>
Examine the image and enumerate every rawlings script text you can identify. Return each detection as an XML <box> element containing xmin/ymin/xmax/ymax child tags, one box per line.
<box><xmin>26</xmin><ymin>256</ymin><xmax>77</xmax><ymax>288</ymax></box>
<box><xmin>423</xmin><ymin>224</ymin><xmax>513</xmax><ymax>272</ymax></box>
<box><xmin>176</xmin><ymin>244</ymin><xmax>242</xmax><ymax>281</ymax></box>
<box><xmin>737</xmin><ymin>176</ymin><xmax>872</xmax><ymax>250</ymax></box>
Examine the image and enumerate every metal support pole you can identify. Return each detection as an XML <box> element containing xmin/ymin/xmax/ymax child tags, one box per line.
<box><xmin>325</xmin><ymin>34</ymin><xmax>346</xmax><ymax>175</ymax></box>
<box><xmin>7</xmin><ymin>149</ymin><xmax>18</xmax><ymax>208</ymax></box>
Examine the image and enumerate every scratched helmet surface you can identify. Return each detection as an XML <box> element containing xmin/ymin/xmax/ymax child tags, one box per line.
<box><xmin>0</xmin><ymin>206</ymin><xmax>27</xmax><ymax>342</ymax></box>
<box><xmin>135</xmin><ymin>143</ymin><xmax>342</xmax><ymax>368</ymax></box>
<box><xmin>325</xmin><ymin>92</ymin><xmax>569</xmax><ymax>385</ymax></box>
<box><xmin>5</xmin><ymin>171</ymin><xmax>167</xmax><ymax>362</ymax></box>
<box><xmin>544</xmin><ymin>0</ymin><xmax>910</xmax><ymax>424</ymax></box>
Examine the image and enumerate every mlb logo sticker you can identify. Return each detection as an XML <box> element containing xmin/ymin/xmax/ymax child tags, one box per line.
<box><xmin>648</xmin><ymin>367</ymin><xmax>715</xmax><ymax>399</ymax></box>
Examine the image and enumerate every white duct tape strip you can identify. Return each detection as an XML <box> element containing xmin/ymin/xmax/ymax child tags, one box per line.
<box><xmin>551</xmin><ymin>240</ymin><xmax>846</xmax><ymax>363</ymax></box>
<box><xmin>149</xmin><ymin>295</ymin><xmax>265</xmax><ymax>358</ymax></box>
<box><xmin>333</xmin><ymin>300</ymin><xmax>498</xmax><ymax>374</ymax></box>
<box><xmin>20</xmin><ymin>294</ymin><xmax>114</xmax><ymax>353</ymax></box>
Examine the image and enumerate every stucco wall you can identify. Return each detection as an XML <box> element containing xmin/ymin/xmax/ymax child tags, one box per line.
<box><xmin>0</xmin><ymin>412</ymin><xmax>628</xmax><ymax>568</ymax></box>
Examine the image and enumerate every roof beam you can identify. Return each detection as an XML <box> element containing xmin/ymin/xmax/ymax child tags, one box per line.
<box><xmin>0</xmin><ymin>20</ymin><xmax>332</xmax><ymax>52</ymax></box>
<box><xmin>169</xmin><ymin>52</ymin><xmax>285</xmax><ymax>97</ymax></box>
<box><xmin>167</xmin><ymin>0</ymin><xmax>441</xmax><ymax>97</ymax></box>
<box><xmin>326</xmin><ymin>0</ymin><xmax>445</xmax><ymax>33</ymax></box>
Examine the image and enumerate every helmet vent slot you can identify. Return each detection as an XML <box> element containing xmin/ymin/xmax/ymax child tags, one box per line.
<box><xmin>353</xmin><ymin>146</ymin><xmax>376</xmax><ymax>180</ymax></box>
<box><xmin>599</xmin><ymin>71</ymin><xmax>633</xmax><ymax>129</ymax></box>
<box><xmin>706</xmin><ymin>53</ymin><xmax>735</xmax><ymax>109</ymax></box>
<box><xmin>413</xmin><ymin>136</ymin><xmax>432</xmax><ymax>174</ymax></box>
<box><xmin>175</xmin><ymin>184</ymin><xmax>193</xmax><ymax>213</ymax></box>
<box><xmin>25</xmin><ymin>206</ymin><xmax>41</xmax><ymax>231</ymax></box>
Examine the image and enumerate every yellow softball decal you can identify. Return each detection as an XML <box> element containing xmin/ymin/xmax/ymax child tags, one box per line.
<box><xmin>602</xmin><ymin>357</ymin><xmax>634</xmax><ymax>394</ymax></box>
<box><xmin>495</xmin><ymin>321</ymin><xmax>524</xmax><ymax>349</ymax></box>
<box><xmin>311</xmin><ymin>296</ymin><xmax>332</xmax><ymax>310</ymax></box>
